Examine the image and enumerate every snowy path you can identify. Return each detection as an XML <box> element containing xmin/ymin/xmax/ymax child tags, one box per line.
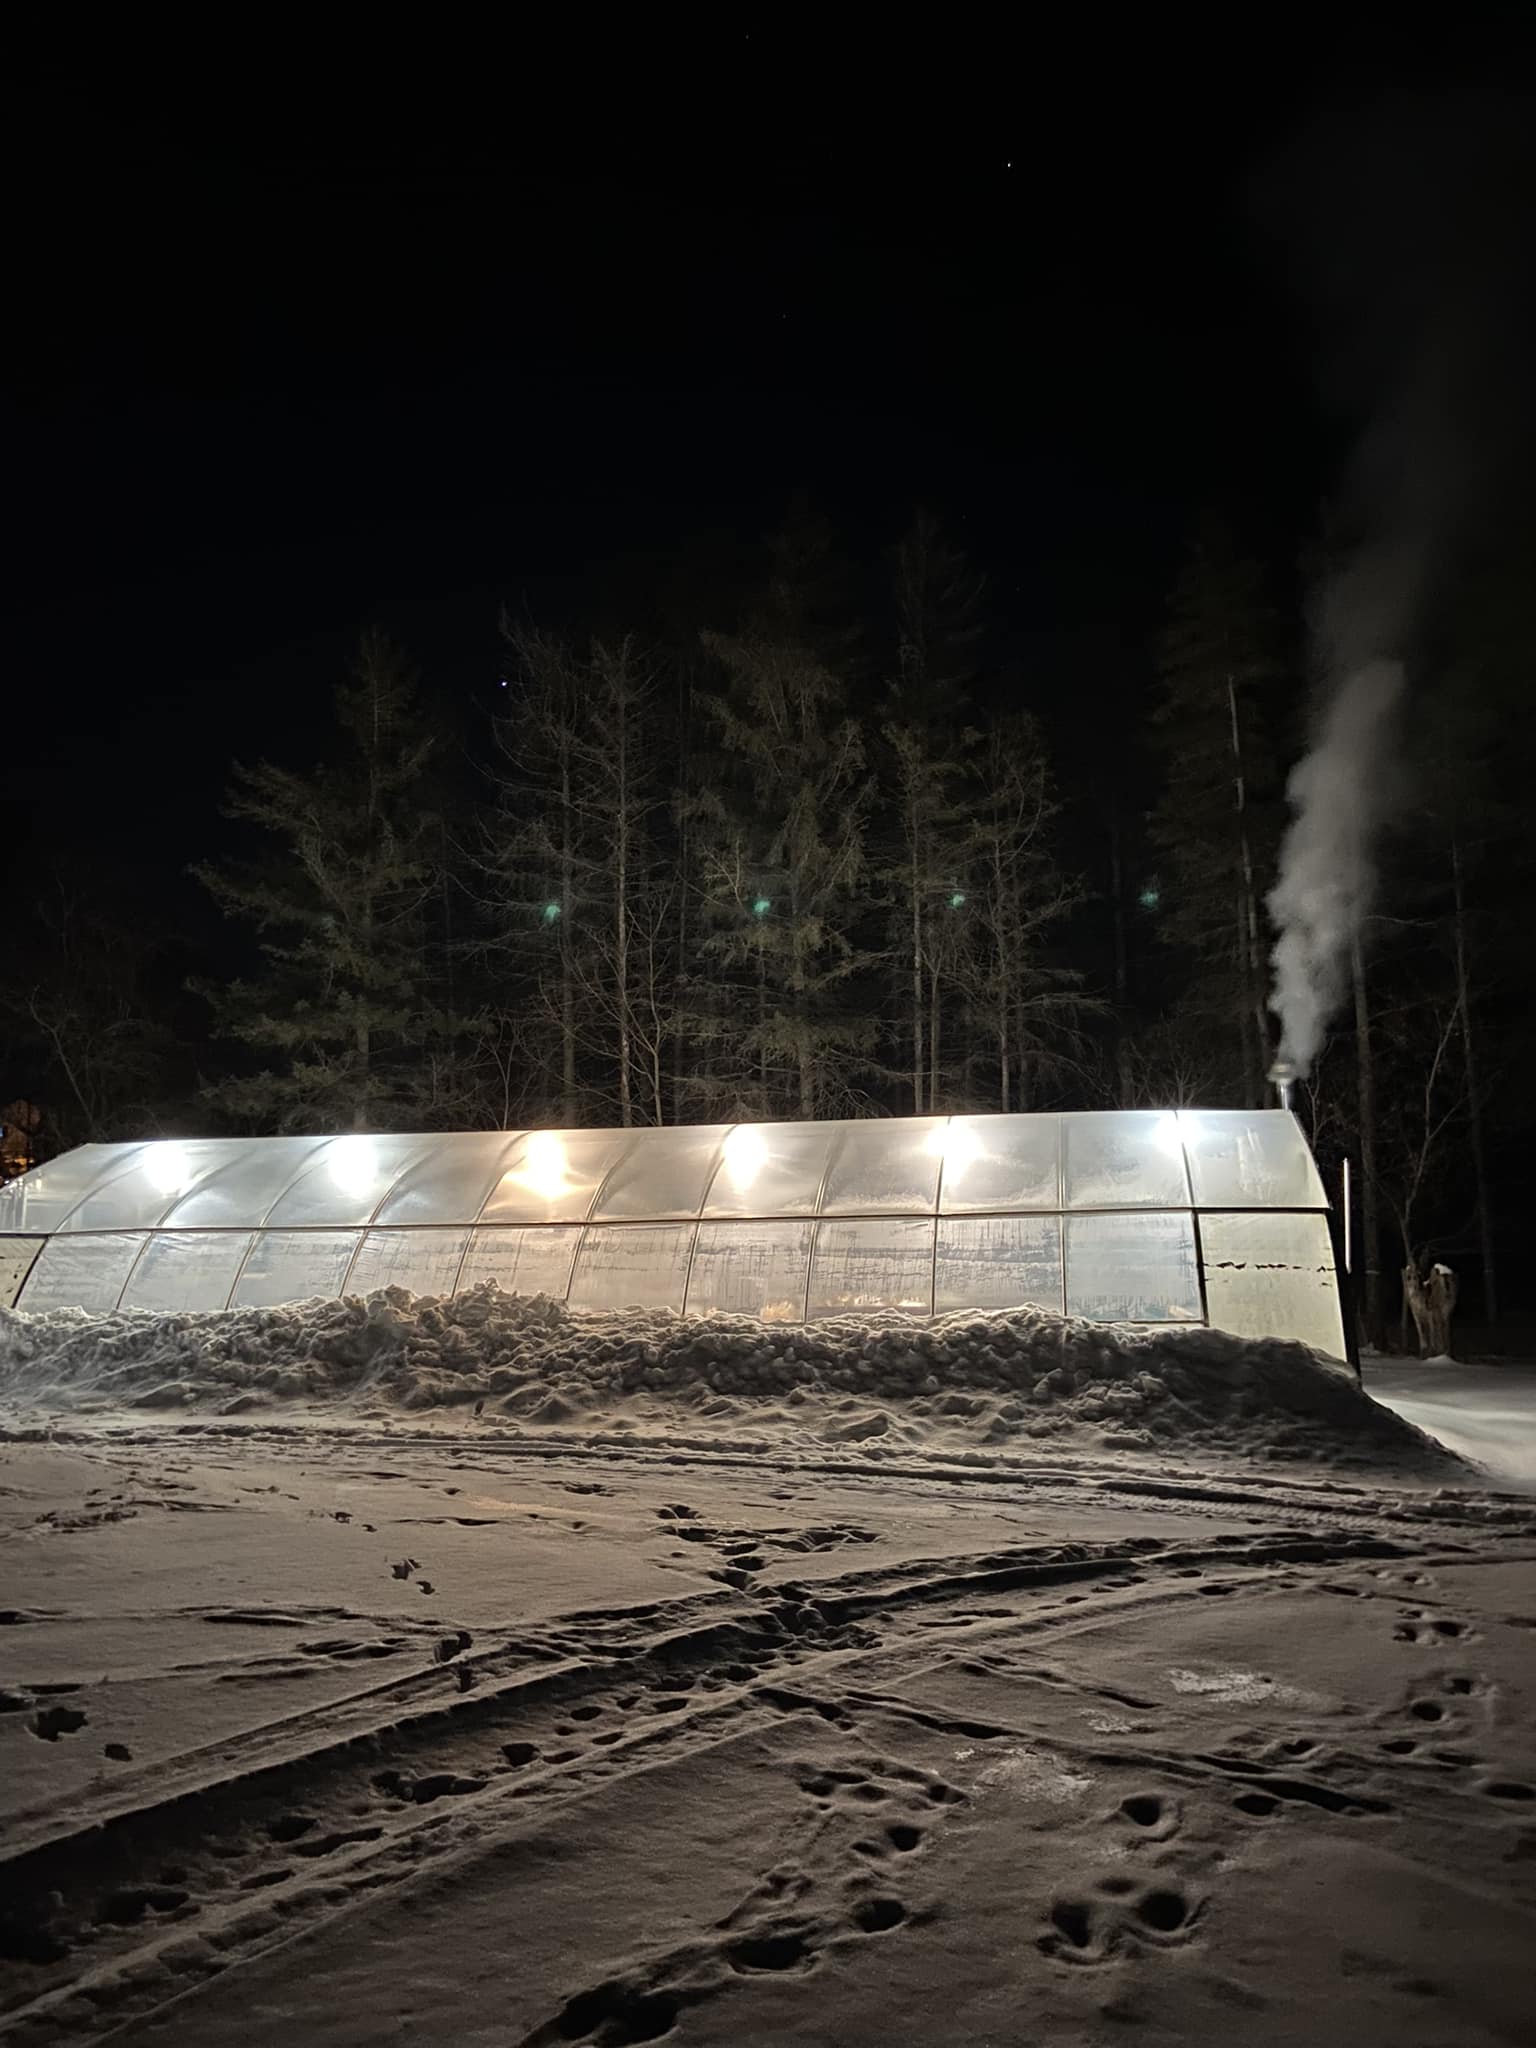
<box><xmin>2</xmin><ymin>1427</ymin><xmax>1534</xmax><ymax>2044</ymax></box>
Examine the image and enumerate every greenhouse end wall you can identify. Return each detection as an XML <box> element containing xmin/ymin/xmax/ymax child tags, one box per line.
<box><xmin>0</xmin><ymin>1111</ymin><xmax>1348</xmax><ymax>1359</ymax></box>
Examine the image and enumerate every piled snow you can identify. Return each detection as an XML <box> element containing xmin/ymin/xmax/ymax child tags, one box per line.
<box><xmin>0</xmin><ymin>1282</ymin><xmax>1463</xmax><ymax>1474</ymax></box>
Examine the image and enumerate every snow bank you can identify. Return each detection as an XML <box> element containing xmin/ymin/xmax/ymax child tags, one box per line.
<box><xmin>0</xmin><ymin>1283</ymin><xmax>1462</xmax><ymax>1474</ymax></box>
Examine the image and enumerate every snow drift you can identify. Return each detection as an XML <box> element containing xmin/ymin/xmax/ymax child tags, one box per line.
<box><xmin>0</xmin><ymin>1282</ymin><xmax>1461</xmax><ymax>1475</ymax></box>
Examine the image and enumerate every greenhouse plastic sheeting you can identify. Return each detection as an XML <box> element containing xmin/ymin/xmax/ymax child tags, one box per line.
<box><xmin>0</xmin><ymin>1111</ymin><xmax>1347</xmax><ymax>1356</ymax></box>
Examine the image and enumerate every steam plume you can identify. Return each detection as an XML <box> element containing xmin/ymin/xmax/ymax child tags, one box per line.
<box><xmin>1261</xmin><ymin>90</ymin><xmax>1534</xmax><ymax>1078</ymax></box>
<box><xmin>1268</xmin><ymin>658</ymin><xmax>1403</xmax><ymax>1074</ymax></box>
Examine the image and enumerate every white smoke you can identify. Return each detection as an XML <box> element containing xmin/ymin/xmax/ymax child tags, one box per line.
<box><xmin>1267</xmin><ymin>658</ymin><xmax>1405</xmax><ymax>1074</ymax></box>
<box><xmin>1257</xmin><ymin>92</ymin><xmax>1534</xmax><ymax>1081</ymax></box>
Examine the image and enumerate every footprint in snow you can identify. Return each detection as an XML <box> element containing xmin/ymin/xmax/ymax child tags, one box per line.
<box><xmin>1040</xmin><ymin>1882</ymin><xmax>1198</xmax><ymax>1964</ymax></box>
<box><xmin>29</xmin><ymin>1705</ymin><xmax>88</xmax><ymax>1742</ymax></box>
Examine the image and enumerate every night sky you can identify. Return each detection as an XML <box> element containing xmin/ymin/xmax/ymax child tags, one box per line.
<box><xmin>9</xmin><ymin>37</ymin><xmax>1528</xmax><ymax>907</ymax></box>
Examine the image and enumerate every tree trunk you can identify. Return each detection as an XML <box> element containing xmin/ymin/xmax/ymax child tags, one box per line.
<box><xmin>614</xmin><ymin>677</ymin><xmax>633</xmax><ymax>1128</ymax></box>
<box><xmin>757</xmin><ymin>949</ymin><xmax>769</xmax><ymax>1111</ymax></box>
<box><xmin>992</xmin><ymin>829</ymin><xmax>1012</xmax><ymax>1113</ymax></box>
<box><xmin>928</xmin><ymin>959</ymin><xmax>941</xmax><ymax>1114</ymax></box>
<box><xmin>1109</xmin><ymin>814</ymin><xmax>1131</xmax><ymax>1108</ymax></box>
<box><xmin>1450</xmin><ymin>838</ymin><xmax>1497</xmax><ymax>1322</ymax></box>
<box><xmin>1352</xmin><ymin>934</ymin><xmax>1383</xmax><ymax>1348</ymax></box>
<box><xmin>910</xmin><ymin>807</ymin><xmax>925</xmax><ymax>1115</ymax></box>
<box><xmin>558</xmin><ymin>741</ymin><xmax>577</xmax><ymax>1126</ymax></box>
<box><xmin>670</xmin><ymin>668</ymin><xmax>690</xmax><ymax>1127</ymax></box>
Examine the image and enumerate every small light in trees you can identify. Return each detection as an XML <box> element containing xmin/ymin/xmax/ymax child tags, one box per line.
<box><xmin>751</xmin><ymin>897</ymin><xmax>772</xmax><ymax>918</ymax></box>
<box><xmin>948</xmin><ymin>891</ymin><xmax>966</xmax><ymax>910</ymax></box>
<box><xmin>541</xmin><ymin>901</ymin><xmax>562</xmax><ymax>924</ymax></box>
<box><xmin>1139</xmin><ymin>885</ymin><xmax>1161</xmax><ymax>911</ymax></box>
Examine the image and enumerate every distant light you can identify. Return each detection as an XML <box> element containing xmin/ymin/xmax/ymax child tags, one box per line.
<box><xmin>948</xmin><ymin>891</ymin><xmax>966</xmax><ymax>910</ymax></box>
<box><xmin>751</xmin><ymin>897</ymin><xmax>772</xmax><ymax>918</ymax></box>
<box><xmin>143</xmin><ymin>1144</ymin><xmax>193</xmax><ymax>1196</ymax></box>
<box><xmin>1139</xmin><ymin>886</ymin><xmax>1160</xmax><ymax>911</ymax></box>
<box><xmin>499</xmin><ymin>677</ymin><xmax>509</xmax><ymax>689</ymax></box>
<box><xmin>328</xmin><ymin>1136</ymin><xmax>379</xmax><ymax>1197</ymax></box>
<box><xmin>542</xmin><ymin>901</ymin><xmax>562</xmax><ymax>923</ymax></box>
<box><xmin>720</xmin><ymin>1125</ymin><xmax>768</xmax><ymax>1187</ymax></box>
<box><xmin>927</xmin><ymin>1122</ymin><xmax>982</xmax><ymax>1174</ymax></box>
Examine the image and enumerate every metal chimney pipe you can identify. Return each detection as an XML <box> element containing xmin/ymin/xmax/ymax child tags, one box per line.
<box><xmin>1268</xmin><ymin>1058</ymin><xmax>1297</xmax><ymax>1111</ymax></box>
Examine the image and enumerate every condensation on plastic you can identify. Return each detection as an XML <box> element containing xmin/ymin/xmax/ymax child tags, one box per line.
<box><xmin>0</xmin><ymin>1236</ymin><xmax>43</xmax><ymax>1309</ymax></box>
<box><xmin>1061</xmin><ymin>1112</ymin><xmax>1193</xmax><ymax>1210</ymax></box>
<box><xmin>476</xmin><ymin>1132</ymin><xmax>635</xmax><ymax>1225</ymax></box>
<box><xmin>231</xmin><ymin>1231</ymin><xmax>363</xmax><ymax>1307</ymax></box>
<box><xmin>372</xmin><ymin>1133</ymin><xmax>526</xmax><ymax>1226</ymax></box>
<box><xmin>0</xmin><ymin>1145</ymin><xmax>128</xmax><ymax>1234</ymax></box>
<box><xmin>701</xmin><ymin>1121</ymin><xmax>839</xmax><ymax>1219</ymax></box>
<box><xmin>935</xmin><ymin>1214</ymin><xmax>1064</xmax><ymax>1315</ymax></box>
<box><xmin>567</xmin><ymin>1224</ymin><xmax>697</xmax><ymax>1313</ymax></box>
<box><xmin>56</xmin><ymin>1140</ymin><xmax>244</xmax><ymax>1232</ymax></box>
<box><xmin>937</xmin><ymin>1116</ymin><xmax>1062</xmax><ymax>1213</ymax></box>
<box><xmin>457</xmin><ymin>1225</ymin><xmax>583</xmax><ymax>1300</ymax></box>
<box><xmin>820</xmin><ymin>1120</ymin><xmax>945</xmax><ymax>1215</ymax></box>
<box><xmin>263</xmin><ymin>1137</ymin><xmax>435</xmax><ymax>1229</ymax></box>
<box><xmin>1064</xmin><ymin>1210</ymin><xmax>1202</xmax><ymax>1322</ymax></box>
<box><xmin>2</xmin><ymin>1112</ymin><xmax>1324</xmax><ymax>1230</ymax></box>
<box><xmin>0</xmin><ymin>1113</ymin><xmax>1342</xmax><ymax>1340</ymax></box>
<box><xmin>592</xmin><ymin>1126</ymin><xmax>732</xmax><ymax>1221</ymax></box>
<box><xmin>1177</xmin><ymin>1110</ymin><xmax>1326</xmax><ymax>1209</ymax></box>
<box><xmin>685</xmin><ymin>1220</ymin><xmax>814</xmax><ymax>1321</ymax></box>
<box><xmin>18</xmin><ymin>1232</ymin><xmax>149</xmax><ymax>1313</ymax></box>
<box><xmin>1199</xmin><ymin>1209</ymin><xmax>1345</xmax><ymax>1358</ymax></box>
<box><xmin>346</xmin><ymin>1229</ymin><xmax>472</xmax><ymax>1299</ymax></box>
<box><xmin>808</xmin><ymin>1217</ymin><xmax>935</xmax><ymax>1318</ymax></box>
<box><xmin>120</xmin><ymin>1231</ymin><xmax>257</xmax><ymax>1313</ymax></box>
<box><xmin>158</xmin><ymin>1138</ymin><xmax>331</xmax><ymax>1228</ymax></box>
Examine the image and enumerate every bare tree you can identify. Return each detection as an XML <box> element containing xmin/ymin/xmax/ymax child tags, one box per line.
<box><xmin>483</xmin><ymin>627</ymin><xmax>669</xmax><ymax>1126</ymax></box>
<box><xmin>957</xmin><ymin>715</ymin><xmax>1096</xmax><ymax>1112</ymax></box>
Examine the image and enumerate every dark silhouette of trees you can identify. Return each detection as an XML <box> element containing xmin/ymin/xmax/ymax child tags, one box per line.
<box><xmin>192</xmin><ymin>632</ymin><xmax>460</xmax><ymax>1132</ymax></box>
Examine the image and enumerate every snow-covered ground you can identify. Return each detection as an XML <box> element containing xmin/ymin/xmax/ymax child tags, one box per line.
<box><xmin>1366</xmin><ymin>1359</ymin><xmax>1536</xmax><ymax>1488</ymax></box>
<box><xmin>2</xmin><ymin>1295</ymin><xmax>1533</xmax><ymax>2044</ymax></box>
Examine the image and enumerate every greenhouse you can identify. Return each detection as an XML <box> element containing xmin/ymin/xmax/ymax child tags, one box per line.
<box><xmin>0</xmin><ymin>1110</ymin><xmax>1347</xmax><ymax>1359</ymax></box>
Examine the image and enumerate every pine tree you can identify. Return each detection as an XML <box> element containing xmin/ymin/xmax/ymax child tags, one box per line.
<box><xmin>1148</xmin><ymin>528</ymin><xmax>1285</xmax><ymax>1107</ymax></box>
<box><xmin>686</xmin><ymin>630</ymin><xmax>877</xmax><ymax>1120</ymax></box>
<box><xmin>193</xmin><ymin>631</ymin><xmax>458</xmax><ymax>1132</ymax></box>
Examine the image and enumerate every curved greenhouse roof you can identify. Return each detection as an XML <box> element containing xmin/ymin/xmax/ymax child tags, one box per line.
<box><xmin>0</xmin><ymin>1110</ymin><xmax>1346</xmax><ymax>1358</ymax></box>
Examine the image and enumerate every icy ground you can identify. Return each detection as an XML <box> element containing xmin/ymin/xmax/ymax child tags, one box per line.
<box><xmin>1</xmin><ymin>1297</ymin><xmax>1534</xmax><ymax>2044</ymax></box>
